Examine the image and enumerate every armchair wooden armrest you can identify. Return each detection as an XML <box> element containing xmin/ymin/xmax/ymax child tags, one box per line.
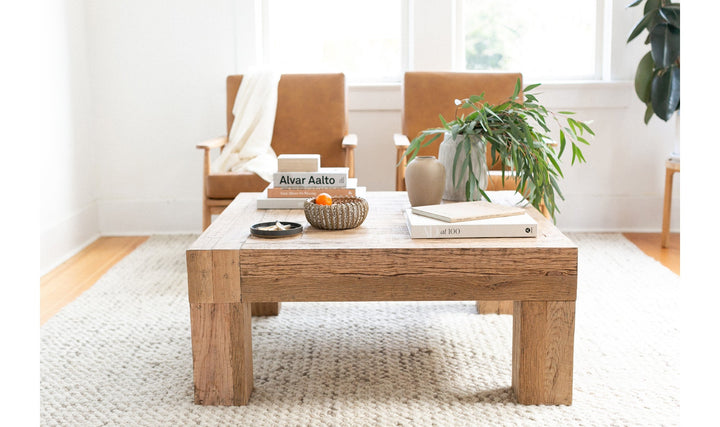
<box><xmin>342</xmin><ymin>134</ymin><xmax>358</xmax><ymax>178</ymax></box>
<box><xmin>197</xmin><ymin>136</ymin><xmax>228</xmax><ymax>196</ymax></box>
<box><xmin>196</xmin><ymin>136</ymin><xmax>228</xmax><ymax>151</ymax></box>
<box><xmin>394</xmin><ymin>134</ymin><xmax>410</xmax><ymax>191</ymax></box>
<box><xmin>342</xmin><ymin>133</ymin><xmax>358</xmax><ymax>147</ymax></box>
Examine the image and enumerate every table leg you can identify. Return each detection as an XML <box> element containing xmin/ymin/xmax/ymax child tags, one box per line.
<box><xmin>189</xmin><ymin>301</ymin><xmax>253</xmax><ymax>405</ymax></box>
<box><xmin>251</xmin><ymin>302</ymin><xmax>281</xmax><ymax>316</ymax></box>
<box><xmin>512</xmin><ymin>301</ymin><xmax>575</xmax><ymax>405</ymax></box>
<box><xmin>661</xmin><ymin>166</ymin><xmax>675</xmax><ymax>248</ymax></box>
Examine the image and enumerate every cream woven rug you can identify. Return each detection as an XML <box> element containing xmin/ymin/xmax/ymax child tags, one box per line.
<box><xmin>40</xmin><ymin>234</ymin><xmax>680</xmax><ymax>426</ymax></box>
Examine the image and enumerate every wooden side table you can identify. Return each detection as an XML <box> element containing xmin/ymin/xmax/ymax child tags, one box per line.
<box><xmin>661</xmin><ymin>158</ymin><xmax>680</xmax><ymax>248</ymax></box>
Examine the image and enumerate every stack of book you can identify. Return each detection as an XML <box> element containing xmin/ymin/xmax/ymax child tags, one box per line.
<box><xmin>257</xmin><ymin>154</ymin><xmax>365</xmax><ymax>209</ymax></box>
<box><xmin>404</xmin><ymin>198</ymin><xmax>538</xmax><ymax>239</ymax></box>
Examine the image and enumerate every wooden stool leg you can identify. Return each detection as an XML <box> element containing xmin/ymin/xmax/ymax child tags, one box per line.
<box><xmin>512</xmin><ymin>301</ymin><xmax>575</xmax><ymax>405</ymax></box>
<box><xmin>476</xmin><ymin>300</ymin><xmax>513</xmax><ymax>314</ymax></box>
<box><xmin>251</xmin><ymin>302</ymin><xmax>281</xmax><ymax>316</ymax></box>
<box><xmin>661</xmin><ymin>167</ymin><xmax>674</xmax><ymax>248</ymax></box>
<box><xmin>190</xmin><ymin>302</ymin><xmax>253</xmax><ymax>405</ymax></box>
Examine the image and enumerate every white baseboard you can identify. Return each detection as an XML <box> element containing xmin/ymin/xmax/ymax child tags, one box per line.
<box><xmin>40</xmin><ymin>203</ymin><xmax>100</xmax><ymax>275</ymax></box>
<box><xmin>556</xmin><ymin>194</ymin><xmax>680</xmax><ymax>233</ymax></box>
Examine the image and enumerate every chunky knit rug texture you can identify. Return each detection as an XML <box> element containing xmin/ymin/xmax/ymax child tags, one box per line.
<box><xmin>40</xmin><ymin>234</ymin><xmax>680</xmax><ymax>426</ymax></box>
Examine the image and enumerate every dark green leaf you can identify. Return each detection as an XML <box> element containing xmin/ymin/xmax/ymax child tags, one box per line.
<box><xmin>651</xmin><ymin>65</ymin><xmax>680</xmax><ymax>121</ymax></box>
<box><xmin>644</xmin><ymin>0</ymin><xmax>660</xmax><ymax>14</ymax></box>
<box><xmin>627</xmin><ymin>9</ymin><xmax>659</xmax><ymax>43</ymax></box>
<box><xmin>659</xmin><ymin>6</ymin><xmax>679</xmax><ymax>28</ymax></box>
<box><xmin>635</xmin><ymin>51</ymin><xmax>654</xmax><ymax>103</ymax></box>
<box><xmin>650</xmin><ymin>23</ymin><xmax>680</xmax><ymax>68</ymax></box>
<box><xmin>626</xmin><ymin>0</ymin><xmax>643</xmax><ymax>7</ymax></box>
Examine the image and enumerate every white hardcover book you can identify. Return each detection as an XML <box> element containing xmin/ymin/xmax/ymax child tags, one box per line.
<box><xmin>411</xmin><ymin>200</ymin><xmax>525</xmax><ymax>223</ymax></box>
<box><xmin>257</xmin><ymin>187</ymin><xmax>367</xmax><ymax>209</ymax></box>
<box><xmin>272</xmin><ymin>167</ymin><xmax>349</xmax><ymax>188</ymax></box>
<box><xmin>277</xmin><ymin>154</ymin><xmax>321</xmax><ymax>172</ymax></box>
<box><xmin>404</xmin><ymin>208</ymin><xmax>537</xmax><ymax>238</ymax></box>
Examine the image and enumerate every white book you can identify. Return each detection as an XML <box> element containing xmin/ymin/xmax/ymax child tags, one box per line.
<box><xmin>404</xmin><ymin>208</ymin><xmax>537</xmax><ymax>239</ymax></box>
<box><xmin>272</xmin><ymin>167</ymin><xmax>349</xmax><ymax>188</ymax></box>
<box><xmin>277</xmin><ymin>154</ymin><xmax>321</xmax><ymax>172</ymax></box>
<box><xmin>257</xmin><ymin>187</ymin><xmax>367</xmax><ymax>209</ymax></box>
<box><xmin>411</xmin><ymin>200</ymin><xmax>525</xmax><ymax>223</ymax></box>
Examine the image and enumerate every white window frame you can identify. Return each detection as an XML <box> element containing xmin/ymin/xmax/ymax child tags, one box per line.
<box><xmin>235</xmin><ymin>0</ymin><xmax>623</xmax><ymax>84</ymax></box>
<box><xmin>452</xmin><ymin>0</ymin><xmax>611</xmax><ymax>81</ymax></box>
<box><xmin>235</xmin><ymin>0</ymin><xmax>410</xmax><ymax>84</ymax></box>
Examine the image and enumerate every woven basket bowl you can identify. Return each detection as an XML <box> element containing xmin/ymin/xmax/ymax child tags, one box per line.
<box><xmin>303</xmin><ymin>197</ymin><xmax>369</xmax><ymax>230</ymax></box>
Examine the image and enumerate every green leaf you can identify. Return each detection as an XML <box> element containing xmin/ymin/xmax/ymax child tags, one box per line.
<box><xmin>659</xmin><ymin>6</ymin><xmax>680</xmax><ymax>28</ymax></box>
<box><xmin>558</xmin><ymin>111</ymin><xmax>575</xmax><ymax>115</ymax></box>
<box><xmin>643</xmin><ymin>0</ymin><xmax>660</xmax><ymax>15</ymax></box>
<box><xmin>439</xmin><ymin>114</ymin><xmax>448</xmax><ymax>129</ymax></box>
<box><xmin>547</xmin><ymin>153</ymin><xmax>563</xmax><ymax>179</ymax></box>
<box><xmin>558</xmin><ymin>131</ymin><xmax>567</xmax><ymax>158</ymax></box>
<box><xmin>627</xmin><ymin>9</ymin><xmax>658</xmax><ymax>43</ymax></box>
<box><xmin>626</xmin><ymin>0</ymin><xmax>643</xmax><ymax>7</ymax></box>
<box><xmin>468</xmin><ymin>95</ymin><xmax>483</xmax><ymax>104</ymax></box>
<box><xmin>651</xmin><ymin>65</ymin><xmax>680</xmax><ymax>121</ymax></box>
<box><xmin>634</xmin><ymin>51</ymin><xmax>654</xmax><ymax>103</ymax></box>
<box><xmin>643</xmin><ymin>102</ymin><xmax>654</xmax><ymax>124</ymax></box>
<box><xmin>578</xmin><ymin>121</ymin><xmax>595</xmax><ymax>136</ymax></box>
<box><xmin>650</xmin><ymin>23</ymin><xmax>680</xmax><ymax>68</ymax></box>
<box><xmin>512</xmin><ymin>78</ymin><xmax>521</xmax><ymax>100</ymax></box>
<box><xmin>523</xmin><ymin>83</ymin><xmax>541</xmax><ymax>92</ymax></box>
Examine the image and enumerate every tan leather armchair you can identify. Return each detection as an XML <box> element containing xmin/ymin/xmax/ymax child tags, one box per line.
<box><xmin>198</xmin><ymin>73</ymin><xmax>357</xmax><ymax>230</ymax></box>
<box><xmin>395</xmin><ymin>71</ymin><xmax>522</xmax><ymax>195</ymax></box>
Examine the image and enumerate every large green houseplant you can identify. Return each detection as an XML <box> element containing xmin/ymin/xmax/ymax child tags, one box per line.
<box><xmin>401</xmin><ymin>80</ymin><xmax>593</xmax><ymax>221</ymax></box>
<box><xmin>627</xmin><ymin>0</ymin><xmax>680</xmax><ymax>123</ymax></box>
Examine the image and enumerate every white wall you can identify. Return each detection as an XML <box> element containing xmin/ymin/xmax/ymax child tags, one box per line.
<box><xmin>84</xmin><ymin>0</ymin><xmax>236</xmax><ymax>236</ymax></box>
<box><xmin>38</xmin><ymin>0</ymin><xmax>98</xmax><ymax>273</ymax></box>
<box><xmin>40</xmin><ymin>0</ymin><xmax>681</xmax><ymax>270</ymax></box>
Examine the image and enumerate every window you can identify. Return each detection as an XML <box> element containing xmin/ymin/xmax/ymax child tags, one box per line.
<box><xmin>261</xmin><ymin>0</ymin><xmax>403</xmax><ymax>84</ymax></box>
<box><xmin>461</xmin><ymin>0</ymin><xmax>602</xmax><ymax>80</ymax></box>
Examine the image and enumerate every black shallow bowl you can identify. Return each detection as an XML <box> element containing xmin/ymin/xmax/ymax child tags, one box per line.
<box><xmin>250</xmin><ymin>221</ymin><xmax>303</xmax><ymax>238</ymax></box>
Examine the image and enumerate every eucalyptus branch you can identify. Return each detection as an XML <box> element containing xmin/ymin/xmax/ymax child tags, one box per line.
<box><xmin>400</xmin><ymin>79</ymin><xmax>594</xmax><ymax>221</ymax></box>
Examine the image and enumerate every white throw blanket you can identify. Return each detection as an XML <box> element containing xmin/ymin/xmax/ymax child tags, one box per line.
<box><xmin>211</xmin><ymin>72</ymin><xmax>280</xmax><ymax>182</ymax></box>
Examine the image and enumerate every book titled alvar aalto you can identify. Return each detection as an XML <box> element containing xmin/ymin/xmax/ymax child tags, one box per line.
<box><xmin>272</xmin><ymin>167</ymin><xmax>348</xmax><ymax>188</ymax></box>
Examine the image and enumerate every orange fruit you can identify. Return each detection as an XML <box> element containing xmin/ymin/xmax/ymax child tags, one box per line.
<box><xmin>315</xmin><ymin>193</ymin><xmax>332</xmax><ymax>206</ymax></box>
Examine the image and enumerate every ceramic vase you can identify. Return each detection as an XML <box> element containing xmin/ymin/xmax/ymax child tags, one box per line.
<box><xmin>438</xmin><ymin>133</ymin><xmax>488</xmax><ymax>201</ymax></box>
<box><xmin>404</xmin><ymin>156</ymin><xmax>445</xmax><ymax>207</ymax></box>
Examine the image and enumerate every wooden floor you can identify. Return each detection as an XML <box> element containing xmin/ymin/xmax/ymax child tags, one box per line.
<box><xmin>39</xmin><ymin>233</ymin><xmax>679</xmax><ymax>325</ymax></box>
<box><xmin>623</xmin><ymin>232</ymin><xmax>680</xmax><ymax>275</ymax></box>
<box><xmin>40</xmin><ymin>236</ymin><xmax>149</xmax><ymax>325</ymax></box>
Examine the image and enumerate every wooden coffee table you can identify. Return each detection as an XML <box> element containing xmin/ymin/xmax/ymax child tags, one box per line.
<box><xmin>186</xmin><ymin>191</ymin><xmax>577</xmax><ymax>406</ymax></box>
